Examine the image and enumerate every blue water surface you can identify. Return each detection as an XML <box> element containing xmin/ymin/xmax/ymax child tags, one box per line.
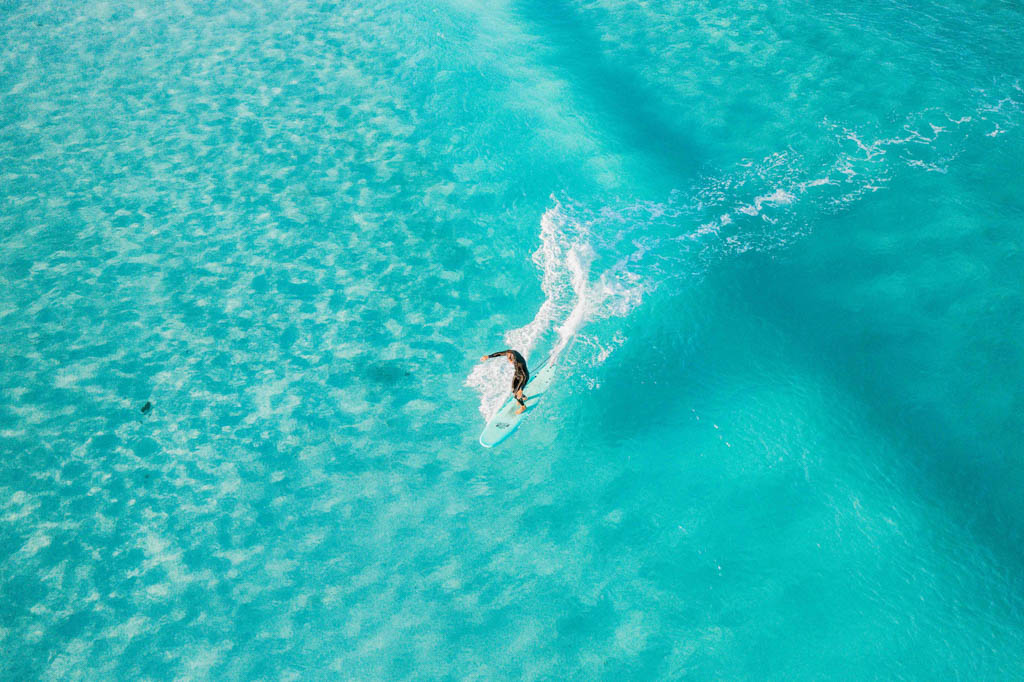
<box><xmin>2</xmin><ymin>0</ymin><xmax>1023</xmax><ymax>678</ymax></box>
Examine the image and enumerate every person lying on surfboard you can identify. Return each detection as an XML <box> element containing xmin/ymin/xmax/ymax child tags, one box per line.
<box><xmin>479</xmin><ymin>349</ymin><xmax>530</xmax><ymax>414</ymax></box>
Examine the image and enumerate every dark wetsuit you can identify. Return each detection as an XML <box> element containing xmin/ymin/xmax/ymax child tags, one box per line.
<box><xmin>487</xmin><ymin>350</ymin><xmax>529</xmax><ymax>406</ymax></box>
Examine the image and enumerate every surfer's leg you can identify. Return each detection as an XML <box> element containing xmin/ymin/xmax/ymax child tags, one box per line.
<box><xmin>512</xmin><ymin>376</ymin><xmax>527</xmax><ymax>413</ymax></box>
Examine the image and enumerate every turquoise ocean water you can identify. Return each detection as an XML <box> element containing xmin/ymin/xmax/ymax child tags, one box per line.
<box><xmin>2</xmin><ymin>0</ymin><xmax>1024</xmax><ymax>678</ymax></box>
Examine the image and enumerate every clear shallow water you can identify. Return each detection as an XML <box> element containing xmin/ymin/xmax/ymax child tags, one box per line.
<box><xmin>2</xmin><ymin>0</ymin><xmax>1023</xmax><ymax>678</ymax></box>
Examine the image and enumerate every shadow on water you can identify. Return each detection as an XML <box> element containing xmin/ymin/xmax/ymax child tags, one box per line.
<box><xmin>728</xmin><ymin>181</ymin><xmax>1024</xmax><ymax>581</ymax></box>
<box><xmin>512</xmin><ymin>0</ymin><xmax>707</xmax><ymax>189</ymax></box>
<box><xmin>574</xmin><ymin>170</ymin><xmax>1024</xmax><ymax>587</ymax></box>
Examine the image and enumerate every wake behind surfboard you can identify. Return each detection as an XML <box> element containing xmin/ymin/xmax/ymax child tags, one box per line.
<box><xmin>479</xmin><ymin>358</ymin><xmax>558</xmax><ymax>448</ymax></box>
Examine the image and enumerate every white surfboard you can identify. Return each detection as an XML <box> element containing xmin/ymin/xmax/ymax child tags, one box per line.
<box><xmin>479</xmin><ymin>357</ymin><xmax>557</xmax><ymax>448</ymax></box>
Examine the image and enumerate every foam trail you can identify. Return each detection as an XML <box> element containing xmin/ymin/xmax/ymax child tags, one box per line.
<box><xmin>467</xmin><ymin>83</ymin><xmax>1024</xmax><ymax>421</ymax></box>
<box><xmin>465</xmin><ymin>201</ymin><xmax>645</xmax><ymax>419</ymax></box>
<box><xmin>465</xmin><ymin>203</ymin><xmax>577</xmax><ymax>418</ymax></box>
<box><xmin>551</xmin><ymin>243</ymin><xmax>594</xmax><ymax>357</ymax></box>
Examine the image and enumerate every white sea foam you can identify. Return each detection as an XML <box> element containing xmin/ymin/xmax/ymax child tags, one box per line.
<box><xmin>467</xmin><ymin>86</ymin><xmax>1024</xmax><ymax>421</ymax></box>
<box><xmin>737</xmin><ymin>188</ymin><xmax>796</xmax><ymax>216</ymax></box>
<box><xmin>465</xmin><ymin>200</ymin><xmax>636</xmax><ymax>419</ymax></box>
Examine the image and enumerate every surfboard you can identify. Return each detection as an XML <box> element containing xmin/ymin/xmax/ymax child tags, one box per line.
<box><xmin>479</xmin><ymin>357</ymin><xmax>557</xmax><ymax>448</ymax></box>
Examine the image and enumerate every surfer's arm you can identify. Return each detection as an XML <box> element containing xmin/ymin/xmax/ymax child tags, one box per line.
<box><xmin>481</xmin><ymin>350</ymin><xmax>510</xmax><ymax>361</ymax></box>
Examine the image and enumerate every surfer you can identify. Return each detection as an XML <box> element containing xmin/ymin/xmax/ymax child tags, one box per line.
<box><xmin>480</xmin><ymin>349</ymin><xmax>530</xmax><ymax>414</ymax></box>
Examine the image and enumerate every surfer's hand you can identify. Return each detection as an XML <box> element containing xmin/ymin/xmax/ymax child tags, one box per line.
<box><xmin>479</xmin><ymin>355</ymin><xmax>488</xmax><ymax>362</ymax></box>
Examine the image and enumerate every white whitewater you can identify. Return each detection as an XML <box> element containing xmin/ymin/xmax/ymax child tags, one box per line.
<box><xmin>465</xmin><ymin>200</ymin><xmax>644</xmax><ymax>420</ymax></box>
